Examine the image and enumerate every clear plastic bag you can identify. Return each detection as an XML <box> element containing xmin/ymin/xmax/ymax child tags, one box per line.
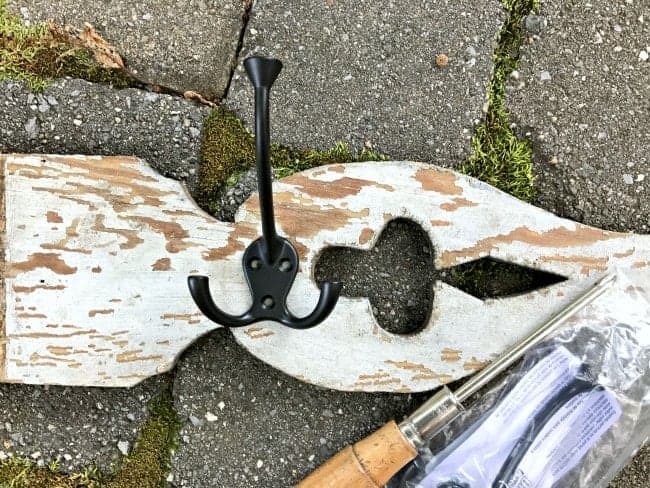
<box><xmin>392</xmin><ymin>269</ymin><xmax>650</xmax><ymax>488</ymax></box>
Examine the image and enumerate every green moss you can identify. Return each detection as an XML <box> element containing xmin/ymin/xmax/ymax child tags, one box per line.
<box><xmin>105</xmin><ymin>382</ymin><xmax>180</xmax><ymax>488</ymax></box>
<box><xmin>196</xmin><ymin>105</ymin><xmax>388</xmax><ymax>212</ymax></box>
<box><xmin>0</xmin><ymin>381</ymin><xmax>180</xmax><ymax>488</ymax></box>
<box><xmin>460</xmin><ymin>0</ymin><xmax>538</xmax><ymax>202</ymax></box>
<box><xmin>0</xmin><ymin>0</ymin><xmax>134</xmax><ymax>91</ymax></box>
<box><xmin>0</xmin><ymin>456</ymin><xmax>101</xmax><ymax>487</ymax></box>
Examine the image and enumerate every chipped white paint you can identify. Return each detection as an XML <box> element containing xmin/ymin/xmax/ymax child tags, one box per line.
<box><xmin>1</xmin><ymin>155</ymin><xmax>648</xmax><ymax>391</ymax></box>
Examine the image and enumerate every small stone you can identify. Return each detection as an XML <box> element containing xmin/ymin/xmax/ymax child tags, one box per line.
<box><xmin>623</xmin><ymin>174</ymin><xmax>634</xmax><ymax>185</ymax></box>
<box><xmin>308</xmin><ymin>454</ymin><xmax>315</xmax><ymax>462</ymax></box>
<box><xmin>189</xmin><ymin>415</ymin><xmax>203</xmax><ymax>427</ymax></box>
<box><xmin>30</xmin><ymin>451</ymin><xmax>41</xmax><ymax>459</ymax></box>
<box><xmin>205</xmin><ymin>411</ymin><xmax>219</xmax><ymax>422</ymax></box>
<box><xmin>435</xmin><ymin>53</ymin><xmax>449</xmax><ymax>67</ymax></box>
<box><xmin>639</xmin><ymin>50</ymin><xmax>649</xmax><ymax>61</ymax></box>
<box><xmin>636</xmin><ymin>174</ymin><xmax>645</xmax><ymax>182</ymax></box>
<box><xmin>256</xmin><ymin>459</ymin><xmax>263</xmax><ymax>468</ymax></box>
<box><xmin>343</xmin><ymin>74</ymin><xmax>352</xmax><ymax>81</ymax></box>
<box><xmin>540</xmin><ymin>70</ymin><xmax>552</xmax><ymax>81</ymax></box>
<box><xmin>117</xmin><ymin>440</ymin><xmax>129</xmax><ymax>456</ymax></box>
<box><xmin>63</xmin><ymin>454</ymin><xmax>73</xmax><ymax>461</ymax></box>
<box><xmin>217</xmin><ymin>401</ymin><xmax>225</xmax><ymax>410</ymax></box>
<box><xmin>25</xmin><ymin>117</ymin><xmax>39</xmax><ymax>140</ymax></box>
<box><xmin>524</xmin><ymin>15</ymin><xmax>545</xmax><ymax>35</ymax></box>
<box><xmin>73</xmin><ymin>119</ymin><xmax>82</xmax><ymax>126</ymax></box>
<box><xmin>126</xmin><ymin>413</ymin><xmax>136</xmax><ymax>422</ymax></box>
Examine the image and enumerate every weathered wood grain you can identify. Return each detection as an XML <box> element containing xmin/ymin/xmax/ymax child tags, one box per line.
<box><xmin>1</xmin><ymin>155</ymin><xmax>648</xmax><ymax>391</ymax></box>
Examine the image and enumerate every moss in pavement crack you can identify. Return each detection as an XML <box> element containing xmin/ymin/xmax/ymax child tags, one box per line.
<box><xmin>196</xmin><ymin>105</ymin><xmax>389</xmax><ymax>213</ymax></box>
<box><xmin>0</xmin><ymin>0</ymin><xmax>135</xmax><ymax>91</ymax></box>
<box><xmin>453</xmin><ymin>0</ymin><xmax>540</xmax><ymax>291</ymax></box>
<box><xmin>104</xmin><ymin>379</ymin><xmax>180</xmax><ymax>488</ymax></box>
<box><xmin>0</xmin><ymin>378</ymin><xmax>180</xmax><ymax>487</ymax></box>
<box><xmin>460</xmin><ymin>0</ymin><xmax>538</xmax><ymax>202</ymax></box>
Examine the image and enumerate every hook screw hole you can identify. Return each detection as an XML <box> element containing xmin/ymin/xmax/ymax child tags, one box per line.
<box><xmin>261</xmin><ymin>295</ymin><xmax>275</xmax><ymax>309</ymax></box>
<box><xmin>278</xmin><ymin>259</ymin><xmax>292</xmax><ymax>272</ymax></box>
<box><xmin>249</xmin><ymin>258</ymin><xmax>262</xmax><ymax>270</ymax></box>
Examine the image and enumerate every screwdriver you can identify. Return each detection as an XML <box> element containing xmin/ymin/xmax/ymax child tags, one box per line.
<box><xmin>298</xmin><ymin>273</ymin><xmax>615</xmax><ymax>488</ymax></box>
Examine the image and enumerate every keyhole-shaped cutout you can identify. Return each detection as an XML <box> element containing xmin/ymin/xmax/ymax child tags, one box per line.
<box><xmin>315</xmin><ymin>218</ymin><xmax>567</xmax><ymax>335</ymax></box>
<box><xmin>315</xmin><ymin>219</ymin><xmax>434</xmax><ymax>335</ymax></box>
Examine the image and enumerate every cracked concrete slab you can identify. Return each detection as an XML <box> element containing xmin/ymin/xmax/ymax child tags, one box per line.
<box><xmin>0</xmin><ymin>376</ymin><xmax>165</xmax><ymax>472</ymax></box>
<box><xmin>0</xmin><ymin>78</ymin><xmax>210</xmax><ymax>183</ymax></box>
<box><xmin>227</xmin><ymin>0</ymin><xmax>504</xmax><ymax>165</ymax></box>
<box><xmin>7</xmin><ymin>0</ymin><xmax>246</xmax><ymax>99</ymax></box>
<box><xmin>170</xmin><ymin>331</ymin><xmax>424</xmax><ymax>487</ymax></box>
<box><xmin>506</xmin><ymin>0</ymin><xmax>649</xmax><ymax>233</ymax></box>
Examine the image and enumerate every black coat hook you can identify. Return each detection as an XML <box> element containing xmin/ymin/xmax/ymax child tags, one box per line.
<box><xmin>188</xmin><ymin>56</ymin><xmax>341</xmax><ymax>329</ymax></box>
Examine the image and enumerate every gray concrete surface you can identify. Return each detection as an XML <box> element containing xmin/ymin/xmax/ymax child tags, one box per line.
<box><xmin>8</xmin><ymin>0</ymin><xmax>246</xmax><ymax>99</ymax></box>
<box><xmin>0</xmin><ymin>78</ymin><xmax>209</xmax><ymax>183</ymax></box>
<box><xmin>227</xmin><ymin>0</ymin><xmax>504</xmax><ymax>165</ymax></box>
<box><xmin>0</xmin><ymin>0</ymin><xmax>648</xmax><ymax>485</ymax></box>
<box><xmin>170</xmin><ymin>331</ymin><xmax>425</xmax><ymax>487</ymax></box>
<box><xmin>506</xmin><ymin>0</ymin><xmax>649</xmax><ymax>233</ymax></box>
<box><xmin>0</xmin><ymin>376</ymin><xmax>165</xmax><ymax>472</ymax></box>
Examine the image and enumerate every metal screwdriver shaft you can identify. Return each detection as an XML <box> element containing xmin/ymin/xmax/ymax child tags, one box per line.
<box><xmin>399</xmin><ymin>273</ymin><xmax>616</xmax><ymax>447</ymax></box>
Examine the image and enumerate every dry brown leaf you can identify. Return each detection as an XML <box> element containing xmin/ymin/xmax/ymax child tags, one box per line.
<box><xmin>183</xmin><ymin>90</ymin><xmax>216</xmax><ymax>107</ymax></box>
<box><xmin>50</xmin><ymin>21</ymin><xmax>124</xmax><ymax>70</ymax></box>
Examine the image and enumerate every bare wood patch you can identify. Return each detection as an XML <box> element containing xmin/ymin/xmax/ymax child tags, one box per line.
<box><xmin>273</xmin><ymin>192</ymin><xmax>370</xmax><ymax>239</ymax></box>
<box><xmin>358</xmin><ymin>227</ymin><xmax>374</xmax><ymax>245</ymax></box>
<box><xmin>47</xmin><ymin>346</ymin><xmax>72</xmax><ymax>356</ymax></box>
<box><xmin>614</xmin><ymin>249</ymin><xmax>635</xmax><ymax>258</ymax></box>
<box><xmin>441</xmin><ymin>348</ymin><xmax>461</xmax><ymax>362</ymax></box>
<box><xmin>13</xmin><ymin>284</ymin><xmax>66</xmax><ymax>294</ymax></box>
<box><xmin>440</xmin><ymin>197</ymin><xmax>478</xmax><ymax>212</ymax></box>
<box><xmin>540</xmin><ymin>255</ymin><xmax>609</xmax><ymax>274</ymax></box>
<box><xmin>285</xmin><ymin>174</ymin><xmax>395</xmax><ymax>199</ymax></box>
<box><xmin>9</xmin><ymin>252</ymin><xmax>77</xmax><ymax>276</ymax></box>
<box><xmin>116</xmin><ymin>350</ymin><xmax>163</xmax><ymax>363</ymax></box>
<box><xmin>430</xmin><ymin>219</ymin><xmax>452</xmax><ymax>227</ymax></box>
<box><xmin>385</xmin><ymin>360</ymin><xmax>435</xmax><ymax>376</ymax></box>
<box><xmin>202</xmin><ymin>224</ymin><xmax>257</xmax><ymax>262</ymax></box>
<box><xmin>88</xmin><ymin>309</ymin><xmax>114</xmax><ymax>317</ymax></box>
<box><xmin>126</xmin><ymin>216</ymin><xmax>198</xmax><ymax>253</ymax></box>
<box><xmin>464</xmin><ymin>357</ymin><xmax>489</xmax><ymax>371</ymax></box>
<box><xmin>411</xmin><ymin>373</ymin><xmax>454</xmax><ymax>383</ymax></box>
<box><xmin>17</xmin><ymin>313</ymin><xmax>47</xmax><ymax>319</ymax></box>
<box><xmin>152</xmin><ymin>258</ymin><xmax>171</xmax><ymax>271</ymax></box>
<box><xmin>93</xmin><ymin>215</ymin><xmax>143</xmax><ymax>250</ymax></box>
<box><xmin>440</xmin><ymin>225</ymin><xmax>617</xmax><ymax>266</ymax></box>
<box><xmin>244</xmin><ymin>327</ymin><xmax>275</xmax><ymax>339</ymax></box>
<box><xmin>415</xmin><ymin>169</ymin><xmax>463</xmax><ymax>195</ymax></box>
<box><xmin>46</xmin><ymin>211</ymin><xmax>63</xmax><ymax>223</ymax></box>
<box><xmin>160</xmin><ymin>313</ymin><xmax>202</xmax><ymax>325</ymax></box>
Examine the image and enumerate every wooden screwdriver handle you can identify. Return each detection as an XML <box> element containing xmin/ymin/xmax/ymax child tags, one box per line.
<box><xmin>297</xmin><ymin>420</ymin><xmax>417</xmax><ymax>488</ymax></box>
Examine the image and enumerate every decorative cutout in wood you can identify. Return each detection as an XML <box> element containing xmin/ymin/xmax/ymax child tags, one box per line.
<box><xmin>1</xmin><ymin>155</ymin><xmax>648</xmax><ymax>391</ymax></box>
